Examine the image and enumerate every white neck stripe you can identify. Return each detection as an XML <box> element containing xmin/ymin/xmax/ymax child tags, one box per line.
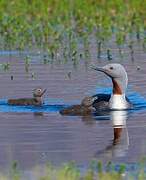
<box><xmin>109</xmin><ymin>94</ymin><xmax>128</xmax><ymax>109</ymax></box>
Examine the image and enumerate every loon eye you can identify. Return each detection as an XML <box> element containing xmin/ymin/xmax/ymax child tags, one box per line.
<box><xmin>109</xmin><ymin>66</ymin><xmax>114</xmax><ymax>70</ymax></box>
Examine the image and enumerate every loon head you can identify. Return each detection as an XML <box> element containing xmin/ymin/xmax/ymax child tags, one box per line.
<box><xmin>33</xmin><ymin>88</ymin><xmax>46</xmax><ymax>98</ymax></box>
<box><xmin>81</xmin><ymin>96</ymin><xmax>97</xmax><ymax>107</ymax></box>
<box><xmin>91</xmin><ymin>63</ymin><xmax>128</xmax><ymax>95</ymax></box>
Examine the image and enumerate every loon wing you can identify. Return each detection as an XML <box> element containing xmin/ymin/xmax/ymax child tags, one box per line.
<box><xmin>92</xmin><ymin>94</ymin><xmax>111</xmax><ymax>102</ymax></box>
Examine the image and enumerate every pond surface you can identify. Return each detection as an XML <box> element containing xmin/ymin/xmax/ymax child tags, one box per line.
<box><xmin>0</xmin><ymin>42</ymin><xmax>146</xmax><ymax>174</ymax></box>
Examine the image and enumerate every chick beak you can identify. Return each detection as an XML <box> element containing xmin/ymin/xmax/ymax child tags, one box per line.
<box><xmin>40</xmin><ymin>89</ymin><xmax>47</xmax><ymax>96</ymax></box>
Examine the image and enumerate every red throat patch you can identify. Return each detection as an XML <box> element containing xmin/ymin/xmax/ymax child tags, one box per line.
<box><xmin>112</xmin><ymin>79</ymin><xmax>122</xmax><ymax>95</ymax></box>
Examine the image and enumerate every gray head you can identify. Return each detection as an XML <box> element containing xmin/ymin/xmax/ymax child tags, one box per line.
<box><xmin>33</xmin><ymin>88</ymin><xmax>46</xmax><ymax>98</ymax></box>
<box><xmin>91</xmin><ymin>63</ymin><xmax>128</xmax><ymax>95</ymax></box>
<box><xmin>81</xmin><ymin>96</ymin><xmax>97</xmax><ymax>107</ymax></box>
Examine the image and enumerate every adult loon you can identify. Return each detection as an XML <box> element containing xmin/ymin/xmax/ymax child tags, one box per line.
<box><xmin>91</xmin><ymin>63</ymin><xmax>132</xmax><ymax>110</ymax></box>
<box><xmin>8</xmin><ymin>88</ymin><xmax>46</xmax><ymax>106</ymax></box>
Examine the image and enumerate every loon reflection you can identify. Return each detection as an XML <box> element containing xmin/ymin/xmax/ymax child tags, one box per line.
<box><xmin>95</xmin><ymin>110</ymin><xmax>129</xmax><ymax>159</ymax></box>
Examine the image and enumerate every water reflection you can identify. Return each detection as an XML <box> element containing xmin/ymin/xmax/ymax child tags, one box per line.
<box><xmin>33</xmin><ymin>112</ymin><xmax>44</xmax><ymax>117</ymax></box>
<box><xmin>111</xmin><ymin>110</ymin><xmax>129</xmax><ymax>158</ymax></box>
<box><xmin>95</xmin><ymin>110</ymin><xmax>129</xmax><ymax>159</ymax></box>
<box><xmin>81</xmin><ymin>115</ymin><xmax>96</xmax><ymax>125</ymax></box>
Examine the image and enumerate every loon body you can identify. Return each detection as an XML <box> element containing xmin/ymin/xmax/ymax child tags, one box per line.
<box><xmin>92</xmin><ymin>94</ymin><xmax>132</xmax><ymax>111</ymax></box>
<box><xmin>59</xmin><ymin>96</ymin><xmax>97</xmax><ymax>116</ymax></box>
<box><xmin>8</xmin><ymin>88</ymin><xmax>46</xmax><ymax>106</ymax></box>
<box><xmin>91</xmin><ymin>63</ymin><xmax>132</xmax><ymax>110</ymax></box>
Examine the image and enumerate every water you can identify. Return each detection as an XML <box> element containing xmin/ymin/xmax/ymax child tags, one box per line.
<box><xmin>0</xmin><ymin>43</ymin><xmax>146</xmax><ymax>174</ymax></box>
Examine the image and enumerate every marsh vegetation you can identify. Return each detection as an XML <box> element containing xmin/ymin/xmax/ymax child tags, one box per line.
<box><xmin>1</xmin><ymin>159</ymin><xmax>146</xmax><ymax>180</ymax></box>
<box><xmin>0</xmin><ymin>0</ymin><xmax>146</xmax><ymax>65</ymax></box>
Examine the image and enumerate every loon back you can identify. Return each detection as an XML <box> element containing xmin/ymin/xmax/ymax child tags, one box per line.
<box><xmin>8</xmin><ymin>98</ymin><xmax>42</xmax><ymax>106</ymax></box>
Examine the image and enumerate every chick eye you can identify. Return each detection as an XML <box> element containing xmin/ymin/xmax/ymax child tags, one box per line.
<box><xmin>110</xmin><ymin>66</ymin><xmax>114</xmax><ymax>70</ymax></box>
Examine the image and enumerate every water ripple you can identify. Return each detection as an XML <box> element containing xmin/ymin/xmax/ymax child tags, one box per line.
<box><xmin>0</xmin><ymin>88</ymin><xmax>146</xmax><ymax>114</ymax></box>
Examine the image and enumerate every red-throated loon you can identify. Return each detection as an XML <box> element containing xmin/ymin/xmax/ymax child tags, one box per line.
<box><xmin>91</xmin><ymin>63</ymin><xmax>132</xmax><ymax>110</ymax></box>
<box><xmin>60</xmin><ymin>63</ymin><xmax>132</xmax><ymax>116</ymax></box>
<box><xmin>8</xmin><ymin>88</ymin><xmax>46</xmax><ymax>106</ymax></box>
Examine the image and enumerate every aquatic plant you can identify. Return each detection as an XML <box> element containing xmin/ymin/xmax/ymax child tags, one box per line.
<box><xmin>129</xmin><ymin>41</ymin><xmax>134</xmax><ymax>61</ymax></box>
<box><xmin>24</xmin><ymin>55</ymin><xmax>31</xmax><ymax>72</ymax></box>
<box><xmin>43</xmin><ymin>54</ymin><xmax>50</xmax><ymax>64</ymax></box>
<box><xmin>0</xmin><ymin>159</ymin><xmax>146</xmax><ymax>179</ymax></box>
<box><xmin>31</xmin><ymin>72</ymin><xmax>36</xmax><ymax>80</ymax></box>
<box><xmin>0</xmin><ymin>62</ymin><xmax>10</xmax><ymax>71</ymax></box>
<box><xmin>0</xmin><ymin>0</ymin><xmax>145</xmax><ymax>63</ymax></box>
<box><xmin>0</xmin><ymin>0</ymin><xmax>145</xmax><ymax>72</ymax></box>
<box><xmin>107</xmin><ymin>49</ymin><xmax>112</xmax><ymax>60</ymax></box>
<box><xmin>11</xmin><ymin>161</ymin><xmax>20</xmax><ymax>180</ymax></box>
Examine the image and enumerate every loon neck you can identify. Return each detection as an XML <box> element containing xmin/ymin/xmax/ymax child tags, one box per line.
<box><xmin>112</xmin><ymin>78</ymin><xmax>127</xmax><ymax>95</ymax></box>
<box><xmin>109</xmin><ymin>94</ymin><xmax>127</xmax><ymax>109</ymax></box>
<box><xmin>34</xmin><ymin>96</ymin><xmax>42</xmax><ymax>102</ymax></box>
<box><xmin>112</xmin><ymin>79</ymin><xmax>122</xmax><ymax>95</ymax></box>
<box><xmin>110</xmin><ymin>77</ymin><xmax>128</xmax><ymax>109</ymax></box>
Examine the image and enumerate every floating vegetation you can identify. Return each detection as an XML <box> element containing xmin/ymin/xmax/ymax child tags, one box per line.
<box><xmin>0</xmin><ymin>62</ymin><xmax>10</xmax><ymax>71</ymax></box>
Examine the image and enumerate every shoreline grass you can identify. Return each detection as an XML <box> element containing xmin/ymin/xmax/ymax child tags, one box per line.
<box><xmin>0</xmin><ymin>1</ymin><xmax>145</xmax><ymax>68</ymax></box>
<box><xmin>0</xmin><ymin>0</ymin><xmax>146</xmax><ymax>51</ymax></box>
<box><xmin>0</xmin><ymin>159</ymin><xmax>146</xmax><ymax>180</ymax></box>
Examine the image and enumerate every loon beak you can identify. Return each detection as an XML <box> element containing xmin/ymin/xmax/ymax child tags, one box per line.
<box><xmin>41</xmin><ymin>89</ymin><xmax>47</xmax><ymax>96</ymax></box>
<box><xmin>90</xmin><ymin>65</ymin><xmax>112</xmax><ymax>78</ymax></box>
<box><xmin>90</xmin><ymin>65</ymin><xmax>105</xmax><ymax>72</ymax></box>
